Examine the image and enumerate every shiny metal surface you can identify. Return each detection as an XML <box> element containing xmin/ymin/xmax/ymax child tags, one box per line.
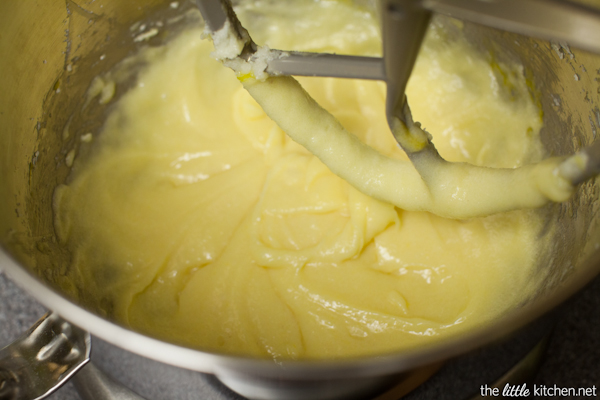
<box><xmin>73</xmin><ymin>364</ymin><xmax>147</xmax><ymax>400</ymax></box>
<box><xmin>561</xmin><ymin>138</ymin><xmax>600</xmax><ymax>184</ymax></box>
<box><xmin>4</xmin><ymin>271</ymin><xmax>599</xmax><ymax>400</ymax></box>
<box><xmin>468</xmin><ymin>334</ymin><xmax>551</xmax><ymax>400</ymax></box>
<box><xmin>268</xmin><ymin>53</ymin><xmax>385</xmax><ymax>80</ymax></box>
<box><xmin>199</xmin><ymin>0</ymin><xmax>600</xmax><ymax>79</ymax></box>
<box><xmin>1</xmin><ymin>0</ymin><xmax>600</xmax><ymax>399</ymax></box>
<box><xmin>0</xmin><ymin>313</ymin><xmax>90</xmax><ymax>400</ymax></box>
<box><xmin>199</xmin><ymin>0</ymin><xmax>387</xmax><ymax>80</ymax></box>
<box><xmin>0</xmin><ymin>311</ymin><xmax>145</xmax><ymax>400</ymax></box>
<box><xmin>2</xmin><ymin>270</ymin><xmax>599</xmax><ymax>400</ymax></box>
<box><xmin>381</xmin><ymin>0</ymin><xmax>430</xmax><ymax>122</ymax></box>
<box><xmin>198</xmin><ymin>0</ymin><xmax>600</xmax><ymax>167</ymax></box>
<box><xmin>197</xmin><ymin>0</ymin><xmax>229</xmax><ymax>31</ymax></box>
<box><xmin>424</xmin><ymin>0</ymin><xmax>600</xmax><ymax>54</ymax></box>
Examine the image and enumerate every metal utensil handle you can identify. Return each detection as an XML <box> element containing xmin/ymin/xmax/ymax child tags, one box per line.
<box><xmin>0</xmin><ymin>313</ymin><xmax>146</xmax><ymax>400</ymax></box>
<box><xmin>268</xmin><ymin>53</ymin><xmax>385</xmax><ymax>80</ymax></box>
<box><xmin>198</xmin><ymin>0</ymin><xmax>600</xmax><ymax>81</ymax></box>
<box><xmin>73</xmin><ymin>363</ymin><xmax>147</xmax><ymax>400</ymax></box>
<box><xmin>0</xmin><ymin>313</ymin><xmax>90</xmax><ymax>400</ymax></box>
<box><xmin>381</xmin><ymin>0</ymin><xmax>431</xmax><ymax>121</ymax></box>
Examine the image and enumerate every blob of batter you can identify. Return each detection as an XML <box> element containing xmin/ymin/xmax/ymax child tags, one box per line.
<box><xmin>54</xmin><ymin>3</ymin><xmax>550</xmax><ymax>360</ymax></box>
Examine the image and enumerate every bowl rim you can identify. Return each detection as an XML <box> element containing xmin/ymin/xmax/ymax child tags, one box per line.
<box><xmin>2</xmin><ymin>243</ymin><xmax>600</xmax><ymax>380</ymax></box>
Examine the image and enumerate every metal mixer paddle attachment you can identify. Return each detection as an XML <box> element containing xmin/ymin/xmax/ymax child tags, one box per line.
<box><xmin>197</xmin><ymin>0</ymin><xmax>600</xmax><ymax>187</ymax></box>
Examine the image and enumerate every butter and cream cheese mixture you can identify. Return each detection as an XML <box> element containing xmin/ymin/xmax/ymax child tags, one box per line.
<box><xmin>54</xmin><ymin>1</ymin><xmax>557</xmax><ymax>360</ymax></box>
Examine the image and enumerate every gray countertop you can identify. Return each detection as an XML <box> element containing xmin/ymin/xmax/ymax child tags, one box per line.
<box><xmin>1</xmin><ymin>270</ymin><xmax>599</xmax><ymax>400</ymax></box>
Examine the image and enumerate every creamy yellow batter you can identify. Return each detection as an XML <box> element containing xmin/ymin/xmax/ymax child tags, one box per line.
<box><xmin>54</xmin><ymin>2</ymin><xmax>552</xmax><ymax>360</ymax></box>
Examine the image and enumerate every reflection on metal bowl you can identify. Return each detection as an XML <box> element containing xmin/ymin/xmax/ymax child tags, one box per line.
<box><xmin>1</xmin><ymin>1</ymin><xmax>600</xmax><ymax>399</ymax></box>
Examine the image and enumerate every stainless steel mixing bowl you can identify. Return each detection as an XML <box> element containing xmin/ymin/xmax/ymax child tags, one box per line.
<box><xmin>1</xmin><ymin>1</ymin><xmax>600</xmax><ymax>399</ymax></box>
